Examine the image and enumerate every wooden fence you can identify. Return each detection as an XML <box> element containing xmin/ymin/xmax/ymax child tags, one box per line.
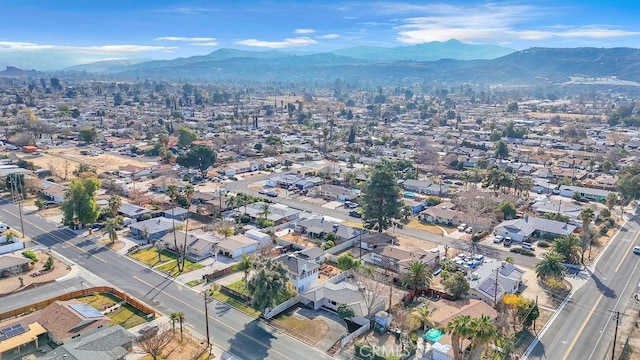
<box><xmin>203</xmin><ymin>265</ymin><xmax>236</xmax><ymax>282</ymax></box>
<box><xmin>219</xmin><ymin>284</ymin><xmax>251</xmax><ymax>302</ymax></box>
<box><xmin>0</xmin><ymin>286</ymin><xmax>155</xmax><ymax>322</ymax></box>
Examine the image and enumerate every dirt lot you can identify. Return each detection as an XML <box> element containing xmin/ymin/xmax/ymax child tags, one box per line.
<box><xmin>138</xmin><ymin>330</ymin><xmax>212</xmax><ymax>360</ymax></box>
<box><xmin>16</xmin><ymin>147</ymin><xmax>151</xmax><ymax>175</ymax></box>
<box><xmin>0</xmin><ymin>249</ymin><xmax>70</xmax><ymax>295</ymax></box>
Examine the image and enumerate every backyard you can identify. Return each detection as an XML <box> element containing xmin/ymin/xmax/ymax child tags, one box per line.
<box><xmin>270</xmin><ymin>309</ymin><xmax>330</xmax><ymax>346</ymax></box>
<box><xmin>76</xmin><ymin>293</ymin><xmax>150</xmax><ymax>329</ymax></box>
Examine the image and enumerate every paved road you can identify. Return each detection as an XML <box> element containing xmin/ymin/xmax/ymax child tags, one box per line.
<box><xmin>0</xmin><ymin>199</ymin><xmax>332</xmax><ymax>360</ymax></box>
<box><xmin>224</xmin><ymin>173</ymin><xmax>540</xmax><ymax>269</ymax></box>
<box><xmin>525</xmin><ymin>215</ymin><xmax>640</xmax><ymax>360</ymax></box>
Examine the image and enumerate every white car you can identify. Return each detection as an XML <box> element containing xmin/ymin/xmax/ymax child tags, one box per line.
<box><xmin>457</xmin><ymin>223</ymin><xmax>467</xmax><ymax>232</ymax></box>
<box><xmin>633</xmin><ymin>246</ymin><xmax>640</xmax><ymax>255</ymax></box>
<box><xmin>522</xmin><ymin>242</ymin><xmax>535</xmax><ymax>251</ymax></box>
<box><xmin>0</xmin><ymin>224</ymin><xmax>9</xmax><ymax>232</ymax></box>
<box><xmin>493</xmin><ymin>235</ymin><xmax>504</xmax><ymax>243</ymax></box>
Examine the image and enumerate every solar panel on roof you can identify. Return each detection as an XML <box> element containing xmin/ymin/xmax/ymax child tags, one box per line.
<box><xmin>69</xmin><ymin>304</ymin><xmax>104</xmax><ymax>318</ymax></box>
<box><xmin>0</xmin><ymin>323</ymin><xmax>26</xmax><ymax>341</ymax></box>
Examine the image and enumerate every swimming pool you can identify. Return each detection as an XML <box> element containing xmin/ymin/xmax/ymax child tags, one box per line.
<box><xmin>423</xmin><ymin>328</ymin><xmax>445</xmax><ymax>342</ymax></box>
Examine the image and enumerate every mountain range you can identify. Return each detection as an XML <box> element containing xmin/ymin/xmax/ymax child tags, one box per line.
<box><xmin>3</xmin><ymin>40</ymin><xmax>640</xmax><ymax>86</ymax></box>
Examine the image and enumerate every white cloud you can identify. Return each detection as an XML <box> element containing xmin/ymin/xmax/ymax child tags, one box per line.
<box><xmin>188</xmin><ymin>41</ymin><xmax>219</xmax><ymax>47</ymax></box>
<box><xmin>318</xmin><ymin>34</ymin><xmax>340</xmax><ymax>39</ymax></box>
<box><xmin>155</xmin><ymin>36</ymin><xmax>217</xmax><ymax>42</ymax></box>
<box><xmin>294</xmin><ymin>28</ymin><xmax>316</xmax><ymax>34</ymax></box>
<box><xmin>389</xmin><ymin>2</ymin><xmax>638</xmax><ymax>45</ymax></box>
<box><xmin>0</xmin><ymin>41</ymin><xmax>176</xmax><ymax>54</ymax></box>
<box><xmin>235</xmin><ymin>37</ymin><xmax>317</xmax><ymax>48</ymax></box>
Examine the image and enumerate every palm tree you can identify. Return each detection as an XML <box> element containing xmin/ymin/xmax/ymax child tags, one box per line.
<box><xmin>411</xmin><ymin>302</ymin><xmax>437</xmax><ymax>332</ymax></box>
<box><xmin>166</xmin><ymin>184</ymin><xmax>180</xmax><ymax>262</ymax></box>
<box><xmin>401</xmin><ymin>260</ymin><xmax>433</xmax><ymax>290</ymax></box>
<box><xmin>468</xmin><ymin>315</ymin><xmax>498</xmax><ymax>360</ymax></box>
<box><xmin>579</xmin><ymin>208</ymin><xmax>595</xmax><ymax>263</ymax></box>
<box><xmin>179</xmin><ymin>184</ymin><xmax>195</xmax><ymax>272</ymax></box>
<box><xmin>108</xmin><ymin>194</ymin><xmax>121</xmax><ymax>217</ymax></box>
<box><xmin>103</xmin><ymin>217</ymin><xmax>119</xmax><ymax>244</ymax></box>
<box><xmin>536</xmin><ymin>252</ymin><xmax>567</xmax><ymax>280</ymax></box>
<box><xmin>237</xmin><ymin>254</ymin><xmax>254</xmax><ymax>283</ymax></box>
<box><xmin>169</xmin><ymin>312</ymin><xmax>179</xmax><ymax>334</ymax></box>
<box><xmin>446</xmin><ymin>315</ymin><xmax>473</xmax><ymax>360</ymax></box>
<box><xmin>258</xmin><ymin>202</ymin><xmax>271</xmax><ymax>220</ymax></box>
<box><xmin>177</xmin><ymin>312</ymin><xmax>185</xmax><ymax>341</ymax></box>
<box><xmin>552</xmin><ymin>234</ymin><xmax>582</xmax><ymax>264</ymax></box>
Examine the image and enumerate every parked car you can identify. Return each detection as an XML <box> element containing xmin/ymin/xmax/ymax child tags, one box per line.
<box><xmin>503</xmin><ymin>237</ymin><xmax>513</xmax><ymax>247</ymax></box>
<box><xmin>349</xmin><ymin>210</ymin><xmax>362</xmax><ymax>218</ymax></box>
<box><xmin>465</xmin><ymin>227</ymin><xmax>473</xmax><ymax>234</ymax></box>
<box><xmin>266</xmin><ymin>191</ymin><xmax>278</xmax><ymax>197</ymax></box>
<box><xmin>43</xmin><ymin>200</ymin><xmax>57</xmax><ymax>207</ymax></box>
<box><xmin>457</xmin><ymin>223</ymin><xmax>467</xmax><ymax>232</ymax></box>
<box><xmin>493</xmin><ymin>235</ymin><xmax>504</xmax><ymax>243</ymax></box>
<box><xmin>0</xmin><ymin>223</ymin><xmax>9</xmax><ymax>232</ymax></box>
<box><xmin>91</xmin><ymin>223</ymin><xmax>105</xmax><ymax>230</ymax></box>
<box><xmin>522</xmin><ymin>242</ymin><xmax>535</xmax><ymax>251</ymax></box>
<box><xmin>258</xmin><ymin>189</ymin><xmax>268</xmax><ymax>195</ymax></box>
<box><xmin>634</xmin><ymin>246</ymin><xmax>640</xmax><ymax>255</ymax></box>
<box><xmin>344</xmin><ymin>201</ymin><xmax>358</xmax><ymax>209</ymax></box>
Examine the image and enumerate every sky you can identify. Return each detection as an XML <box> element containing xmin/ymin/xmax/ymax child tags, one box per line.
<box><xmin>1</xmin><ymin>0</ymin><xmax>639</xmax><ymax>65</ymax></box>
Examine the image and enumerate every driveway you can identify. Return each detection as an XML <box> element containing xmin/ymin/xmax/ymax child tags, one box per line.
<box><xmin>291</xmin><ymin>306</ymin><xmax>347</xmax><ymax>351</ymax></box>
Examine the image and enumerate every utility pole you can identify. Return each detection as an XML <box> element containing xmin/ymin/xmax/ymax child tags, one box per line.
<box><xmin>493</xmin><ymin>268</ymin><xmax>500</xmax><ymax>308</ymax></box>
<box><xmin>203</xmin><ymin>290</ymin><xmax>211</xmax><ymax>348</ymax></box>
<box><xmin>10</xmin><ymin>174</ymin><xmax>25</xmax><ymax>238</ymax></box>
<box><xmin>533</xmin><ymin>295</ymin><xmax>538</xmax><ymax>332</ymax></box>
<box><xmin>612</xmin><ymin>311</ymin><xmax>621</xmax><ymax>360</ymax></box>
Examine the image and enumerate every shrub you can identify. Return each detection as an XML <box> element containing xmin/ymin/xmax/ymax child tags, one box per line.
<box><xmin>255</xmin><ymin>218</ymin><xmax>274</xmax><ymax>228</ymax></box>
<box><xmin>537</xmin><ymin>241</ymin><xmax>550</xmax><ymax>248</ymax></box>
<box><xmin>472</xmin><ymin>229</ymin><xmax>491</xmax><ymax>242</ymax></box>
<box><xmin>599</xmin><ymin>208</ymin><xmax>611</xmax><ymax>218</ymax></box>
<box><xmin>239</xmin><ymin>215</ymin><xmax>251</xmax><ymax>224</ymax></box>
<box><xmin>510</xmin><ymin>248</ymin><xmax>535</xmax><ymax>257</ymax></box>
<box><xmin>44</xmin><ymin>256</ymin><xmax>54</xmax><ymax>270</ymax></box>
<box><xmin>606</xmin><ymin>218</ymin><xmax>615</xmax><ymax>227</ymax></box>
<box><xmin>599</xmin><ymin>226</ymin><xmax>609</xmax><ymax>235</ymax></box>
<box><xmin>22</xmin><ymin>250</ymin><xmax>37</xmax><ymax>261</ymax></box>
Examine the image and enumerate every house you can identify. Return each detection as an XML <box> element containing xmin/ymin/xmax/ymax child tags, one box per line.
<box><xmin>37</xmin><ymin>300</ymin><xmax>111</xmax><ymax>345</ymax></box>
<box><xmin>300</xmin><ymin>280</ymin><xmax>384</xmax><ymax>318</ymax></box>
<box><xmin>129</xmin><ymin>217</ymin><xmax>184</xmax><ymax>241</ymax></box>
<box><xmin>237</xmin><ymin>202</ymin><xmax>300</xmax><ymax>225</ymax></box>
<box><xmin>118</xmin><ymin>202</ymin><xmax>152</xmax><ymax>221</ymax></box>
<box><xmin>158</xmin><ymin>230</ymin><xmax>219</xmax><ymax>259</ymax></box>
<box><xmin>220</xmin><ymin>160</ymin><xmax>260</xmax><ymax>176</ymax></box>
<box><xmin>216</xmin><ymin>234</ymin><xmax>260</xmax><ymax>259</ymax></box>
<box><xmin>360</xmin><ymin>232</ymin><xmax>395</xmax><ymax>250</ymax></box>
<box><xmin>295</xmin><ymin>217</ymin><xmax>366</xmax><ymax>243</ymax></box>
<box><xmin>0</xmin><ymin>255</ymin><xmax>30</xmax><ymax>276</ymax></box>
<box><xmin>530</xmin><ymin>197</ymin><xmax>590</xmax><ymax>227</ymax></box>
<box><xmin>402</xmin><ymin>179</ymin><xmax>438</xmax><ymax>194</ymax></box>
<box><xmin>40</xmin><ymin>180</ymin><xmax>65</xmax><ymax>203</ymax></box>
<box><xmin>0</xmin><ymin>317</ymin><xmax>48</xmax><ymax>360</ymax></box>
<box><xmin>311</xmin><ymin>184</ymin><xmax>357</xmax><ymax>201</ymax></box>
<box><xmin>419</xmin><ymin>203</ymin><xmax>465</xmax><ymax>226</ymax></box>
<box><xmin>295</xmin><ymin>247</ymin><xmax>326</xmax><ymax>264</ymax></box>
<box><xmin>244</xmin><ymin>229</ymin><xmax>273</xmax><ymax>248</ymax></box>
<box><xmin>494</xmin><ymin>215</ymin><xmax>577</xmax><ymax>242</ymax></box>
<box><xmin>39</xmin><ymin>325</ymin><xmax>135</xmax><ymax>360</ymax></box>
<box><xmin>559</xmin><ymin>185</ymin><xmax>613</xmax><ymax>202</ymax></box>
<box><xmin>276</xmin><ymin>254</ymin><xmax>320</xmax><ymax>293</ymax></box>
<box><xmin>369</xmin><ymin>245</ymin><xmax>439</xmax><ymax>273</ymax></box>
<box><xmin>468</xmin><ymin>261</ymin><xmax>525</xmax><ymax>305</ymax></box>
<box><xmin>163</xmin><ymin>207</ymin><xmax>190</xmax><ymax>221</ymax></box>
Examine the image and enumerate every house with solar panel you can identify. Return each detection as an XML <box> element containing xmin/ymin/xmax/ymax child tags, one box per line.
<box><xmin>467</xmin><ymin>261</ymin><xmax>525</xmax><ymax>306</ymax></box>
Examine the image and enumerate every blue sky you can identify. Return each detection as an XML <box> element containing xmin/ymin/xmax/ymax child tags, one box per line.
<box><xmin>1</xmin><ymin>0</ymin><xmax>639</xmax><ymax>64</ymax></box>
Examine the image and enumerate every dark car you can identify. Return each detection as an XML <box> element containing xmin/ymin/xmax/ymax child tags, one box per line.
<box><xmin>258</xmin><ymin>189</ymin><xmax>268</xmax><ymax>195</ymax></box>
<box><xmin>349</xmin><ymin>210</ymin><xmax>362</xmax><ymax>218</ymax></box>
<box><xmin>91</xmin><ymin>223</ymin><xmax>105</xmax><ymax>229</ymax></box>
<box><xmin>267</xmin><ymin>191</ymin><xmax>278</xmax><ymax>197</ymax></box>
<box><xmin>503</xmin><ymin>237</ymin><xmax>513</xmax><ymax>247</ymax></box>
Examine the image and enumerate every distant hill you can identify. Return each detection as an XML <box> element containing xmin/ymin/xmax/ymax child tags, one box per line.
<box><xmin>64</xmin><ymin>59</ymin><xmax>150</xmax><ymax>73</ymax></box>
<box><xmin>0</xmin><ymin>66</ymin><xmax>38</xmax><ymax>77</ymax></box>
<box><xmin>331</xmin><ymin>39</ymin><xmax>514</xmax><ymax>62</ymax></box>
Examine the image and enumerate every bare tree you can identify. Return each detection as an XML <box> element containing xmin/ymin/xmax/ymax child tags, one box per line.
<box><xmin>61</xmin><ymin>159</ymin><xmax>71</xmax><ymax>181</ymax></box>
<box><xmin>456</xmin><ymin>191</ymin><xmax>497</xmax><ymax>232</ymax></box>
<box><xmin>47</xmin><ymin>160</ymin><xmax>59</xmax><ymax>179</ymax></box>
<box><xmin>137</xmin><ymin>325</ymin><xmax>173</xmax><ymax>360</ymax></box>
<box><xmin>353</xmin><ymin>267</ymin><xmax>388</xmax><ymax>318</ymax></box>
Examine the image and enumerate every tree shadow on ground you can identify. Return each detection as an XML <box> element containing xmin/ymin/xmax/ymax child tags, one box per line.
<box><xmin>227</xmin><ymin>319</ymin><xmax>276</xmax><ymax>360</ymax></box>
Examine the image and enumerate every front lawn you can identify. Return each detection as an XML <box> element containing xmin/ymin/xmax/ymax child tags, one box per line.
<box><xmin>130</xmin><ymin>248</ymin><xmax>176</xmax><ymax>266</ymax></box>
<box><xmin>271</xmin><ymin>311</ymin><xmax>329</xmax><ymax>345</ymax></box>
<box><xmin>76</xmin><ymin>293</ymin><xmax>119</xmax><ymax>311</ymax></box>
<box><xmin>107</xmin><ymin>303</ymin><xmax>149</xmax><ymax>329</ymax></box>
<box><xmin>211</xmin><ymin>290</ymin><xmax>260</xmax><ymax>318</ymax></box>
<box><xmin>157</xmin><ymin>259</ymin><xmax>204</xmax><ymax>276</ymax></box>
<box><xmin>227</xmin><ymin>279</ymin><xmax>248</xmax><ymax>294</ymax></box>
<box><xmin>186</xmin><ymin>279</ymin><xmax>206</xmax><ymax>287</ymax></box>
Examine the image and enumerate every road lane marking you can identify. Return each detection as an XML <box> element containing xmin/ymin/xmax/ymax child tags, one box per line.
<box><xmin>562</xmin><ymin>225</ymin><xmax>640</xmax><ymax>360</ymax></box>
<box><xmin>0</xmin><ymin>207</ymin><xmax>107</xmax><ymax>264</ymax></box>
<box><xmin>132</xmin><ymin>275</ymin><xmax>295</xmax><ymax>360</ymax></box>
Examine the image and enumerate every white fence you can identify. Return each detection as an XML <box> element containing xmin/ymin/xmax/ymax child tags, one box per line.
<box><xmin>325</xmin><ymin>238</ymin><xmax>358</xmax><ymax>255</ymax></box>
<box><xmin>264</xmin><ymin>295</ymin><xmax>300</xmax><ymax>320</ymax></box>
<box><xmin>341</xmin><ymin>321</ymin><xmax>370</xmax><ymax>347</ymax></box>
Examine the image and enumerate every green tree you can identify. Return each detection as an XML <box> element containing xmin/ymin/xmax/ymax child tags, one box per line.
<box><xmin>446</xmin><ymin>315</ymin><xmax>472</xmax><ymax>360</ymax></box>
<box><xmin>336</xmin><ymin>253</ymin><xmax>360</xmax><ymax>270</ymax></box>
<box><xmin>61</xmin><ymin>177</ymin><xmax>101</xmax><ymax>232</ymax></box>
<box><xmin>103</xmin><ymin>217</ymin><xmax>120</xmax><ymax>244</ymax></box>
<box><xmin>497</xmin><ymin>201</ymin><xmax>517</xmax><ymax>220</ymax></box>
<box><xmin>169</xmin><ymin>312</ymin><xmax>179</xmax><ymax>334</ymax></box>
<box><xmin>401</xmin><ymin>260</ymin><xmax>432</xmax><ymax>290</ymax></box>
<box><xmin>617</xmin><ymin>165</ymin><xmax>640</xmax><ymax>202</ymax></box>
<box><xmin>72</xmin><ymin>163</ymin><xmax>97</xmax><ymax>177</ymax></box>
<box><xmin>606</xmin><ymin>193</ymin><xmax>618</xmax><ymax>210</ymax></box>
<box><xmin>552</xmin><ymin>235</ymin><xmax>581</xmax><ymax>264</ymax></box>
<box><xmin>468</xmin><ymin>315</ymin><xmax>498</xmax><ymax>359</ymax></box>
<box><xmin>495</xmin><ymin>140</ymin><xmax>509</xmax><ymax>159</ymax></box>
<box><xmin>442</xmin><ymin>271</ymin><xmax>470</xmax><ymax>300</ymax></box>
<box><xmin>108</xmin><ymin>194</ymin><xmax>121</xmax><ymax>217</ymax></box>
<box><xmin>536</xmin><ymin>252</ymin><xmax>567</xmax><ymax>280</ymax></box>
<box><xmin>411</xmin><ymin>302</ymin><xmax>437</xmax><ymax>331</ymax></box>
<box><xmin>176</xmin><ymin>145</ymin><xmax>216</xmax><ymax>178</ymax></box>
<box><xmin>578</xmin><ymin>208</ymin><xmax>595</xmax><ymax>263</ymax></box>
<box><xmin>237</xmin><ymin>254</ymin><xmax>254</xmax><ymax>283</ymax></box>
<box><xmin>361</xmin><ymin>163</ymin><xmax>402</xmax><ymax>232</ymax></box>
<box><xmin>177</xmin><ymin>127</ymin><xmax>198</xmax><ymax>147</ymax></box>
<box><xmin>506</xmin><ymin>102</ymin><xmax>519</xmax><ymax>112</ymax></box>
<box><xmin>337</xmin><ymin>303</ymin><xmax>355</xmax><ymax>328</ymax></box>
<box><xmin>78</xmin><ymin>127</ymin><xmax>99</xmax><ymax>143</ymax></box>
<box><xmin>247</xmin><ymin>258</ymin><xmax>291</xmax><ymax>312</ymax></box>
